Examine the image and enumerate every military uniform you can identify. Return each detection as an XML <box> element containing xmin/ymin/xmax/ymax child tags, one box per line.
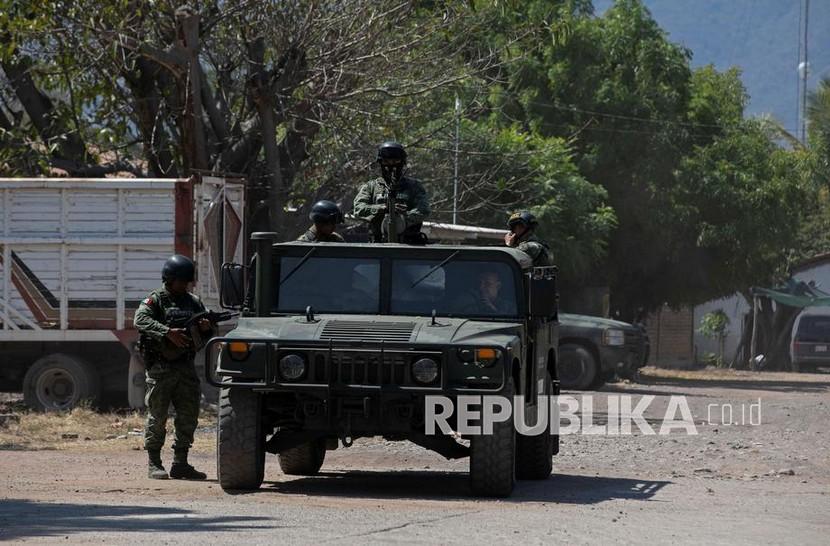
<box><xmin>134</xmin><ymin>286</ymin><xmax>210</xmax><ymax>472</ymax></box>
<box><xmin>353</xmin><ymin>176</ymin><xmax>430</xmax><ymax>242</ymax></box>
<box><xmin>297</xmin><ymin>225</ymin><xmax>345</xmax><ymax>242</ymax></box>
<box><xmin>516</xmin><ymin>234</ymin><xmax>554</xmax><ymax>267</ymax></box>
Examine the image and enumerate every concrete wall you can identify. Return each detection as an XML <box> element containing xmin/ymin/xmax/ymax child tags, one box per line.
<box><xmin>692</xmin><ymin>260</ymin><xmax>830</xmax><ymax>364</ymax></box>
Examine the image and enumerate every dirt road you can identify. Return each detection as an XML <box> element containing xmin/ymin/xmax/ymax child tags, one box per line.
<box><xmin>1</xmin><ymin>373</ymin><xmax>829</xmax><ymax>544</ymax></box>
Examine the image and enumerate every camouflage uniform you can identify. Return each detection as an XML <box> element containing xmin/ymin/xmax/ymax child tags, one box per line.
<box><xmin>297</xmin><ymin>225</ymin><xmax>345</xmax><ymax>242</ymax></box>
<box><xmin>516</xmin><ymin>234</ymin><xmax>554</xmax><ymax>267</ymax></box>
<box><xmin>134</xmin><ymin>286</ymin><xmax>208</xmax><ymax>458</ymax></box>
<box><xmin>353</xmin><ymin>176</ymin><xmax>430</xmax><ymax>242</ymax></box>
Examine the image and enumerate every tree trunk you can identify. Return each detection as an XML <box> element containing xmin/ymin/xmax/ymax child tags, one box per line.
<box><xmin>176</xmin><ymin>8</ymin><xmax>209</xmax><ymax>172</ymax></box>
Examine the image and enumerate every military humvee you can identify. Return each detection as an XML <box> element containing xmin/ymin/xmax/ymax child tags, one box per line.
<box><xmin>207</xmin><ymin>233</ymin><xmax>560</xmax><ymax>497</ymax></box>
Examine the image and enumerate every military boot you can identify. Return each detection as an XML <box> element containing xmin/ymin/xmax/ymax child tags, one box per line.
<box><xmin>170</xmin><ymin>449</ymin><xmax>207</xmax><ymax>480</ymax></box>
<box><xmin>147</xmin><ymin>450</ymin><xmax>169</xmax><ymax>480</ymax></box>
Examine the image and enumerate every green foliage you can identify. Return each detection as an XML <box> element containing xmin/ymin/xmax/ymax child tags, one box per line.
<box><xmin>464</xmin><ymin>0</ymin><xmax>813</xmax><ymax>316</ymax></box>
<box><xmin>698</xmin><ymin>309</ymin><xmax>729</xmax><ymax>339</ymax></box>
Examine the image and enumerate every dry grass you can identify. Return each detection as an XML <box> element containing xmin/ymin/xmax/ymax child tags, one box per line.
<box><xmin>0</xmin><ymin>404</ymin><xmax>217</xmax><ymax>452</ymax></box>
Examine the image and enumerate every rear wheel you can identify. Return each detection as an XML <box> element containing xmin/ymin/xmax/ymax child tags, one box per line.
<box><xmin>23</xmin><ymin>354</ymin><xmax>100</xmax><ymax>411</ymax></box>
<box><xmin>218</xmin><ymin>387</ymin><xmax>265</xmax><ymax>491</ymax></box>
<box><xmin>470</xmin><ymin>379</ymin><xmax>516</xmax><ymax>497</ymax></box>
<box><xmin>559</xmin><ymin>344</ymin><xmax>598</xmax><ymax>390</ymax></box>
<box><xmin>516</xmin><ymin>371</ymin><xmax>554</xmax><ymax>480</ymax></box>
<box><xmin>278</xmin><ymin>440</ymin><xmax>326</xmax><ymax>475</ymax></box>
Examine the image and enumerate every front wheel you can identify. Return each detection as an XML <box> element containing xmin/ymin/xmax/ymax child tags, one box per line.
<box><xmin>218</xmin><ymin>387</ymin><xmax>265</xmax><ymax>491</ymax></box>
<box><xmin>516</xmin><ymin>371</ymin><xmax>554</xmax><ymax>480</ymax></box>
<box><xmin>558</xmin><ymin>344</ymin><xmax>598</xmax><ymax>390</ymax></box>
<box><xmin>469</xmin><ymin>379</ymin><xmax>516</xmax><ymax>497</ymax></box>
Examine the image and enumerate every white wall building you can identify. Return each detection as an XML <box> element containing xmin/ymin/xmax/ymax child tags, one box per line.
<box><xmin>693</xmin><ymin>254</ymin><xmax>830</xmax><ymax>362</ymax></box>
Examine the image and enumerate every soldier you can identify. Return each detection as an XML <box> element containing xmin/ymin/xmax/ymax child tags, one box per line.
<box><xmin>297</xmin><ymin>200</ymin><xmax>345</xmax><ymax>242</ymax></box>
<box><xmin>353</xmin><ymin>141</ymin><xmax>430</xmax><ymax>243</ymax></box>
<box><xmin>504</xmin><ymin>211</ymin><xmax>553</xmax><ymax>267</ymax></box>
<box><xmin>134</xmin><ymin>255</ymin><xmax>211</xmax><ymax>480</ymax></box>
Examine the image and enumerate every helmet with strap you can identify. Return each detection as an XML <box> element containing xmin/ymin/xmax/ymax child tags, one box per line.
<box><xmin>309</xmin><ymin>200</ymin><xmax>343</xmax><ymax>224</ymax></box>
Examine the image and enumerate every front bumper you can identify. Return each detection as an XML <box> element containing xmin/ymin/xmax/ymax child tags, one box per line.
<box><xmin>598</xmin><ymin>332</ymin><xmax>649</xmax><ymax>374</ymax></box>
<box><xmin>203</xmin><ymin>336</ymin><xmax>508</xmax><ymax>395</ymax></box>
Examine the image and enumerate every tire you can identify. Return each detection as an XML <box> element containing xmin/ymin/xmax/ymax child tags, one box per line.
<box><xmin>278</xmin><ymin>440</ymin><xmax>326</xmax><ymax>476</ymax></box>
<box><xmin>127</xmin><ymin>350</ymin><xmax>146</xmax><ymax>409</ymax></box>
<box><xmin>22</xmin><ymin>354</ymin><xmax>100</xmax><ymax>411</ymax></box>
<box><xmin>470</xmin><ymin>379</ymin><xmax>516</xmax><ymax>497</ymax></box>
<box><xmin>218</xmin><ymin>387</ymin><xmax>265</xmax><ymax>491</ymax></box>
<box><xmin>558</xmin><ymin>344</ymin><xmax>598</xmax><ymax>390</ymax></box>
<box><xmin>516</xmin><ymin>371</ymin><xmax>553</xmax><ymax>480</ymax></box>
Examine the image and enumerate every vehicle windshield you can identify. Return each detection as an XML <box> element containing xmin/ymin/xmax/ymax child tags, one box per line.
<box><xmin>391</xmin><ymin>259</ymin><xmax>518</xmax><ymax>318</ymax></box>
<box><xmin>796</xmin><ymin>316</ymin><xmax>830</xmax><ymax>343</ymax></box>
<box><xmin>277</xmin><ymin>256</ymin><xmax>381</xmax><ymax>313</ymax></box>
<box><xmin>274</xmin><ymin>254</ymin><xmax>519</xmax><ymax>317</ymax></box>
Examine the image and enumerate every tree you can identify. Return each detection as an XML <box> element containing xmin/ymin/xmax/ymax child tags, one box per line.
<box><xmin>462</xmin><ymin>0</ymin><xmax>811</xmax><ymax>318</ymax></box>
<box><xmin>0</xmin><ymin>0</ymin><xmax>496</xmax><ymax>232</ymax></box>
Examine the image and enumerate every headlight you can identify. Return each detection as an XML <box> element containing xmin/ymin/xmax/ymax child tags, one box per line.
<box><xmin>602</xmin><ymin>329</ymin><xmax>625</xmax><ymax>346</ymax></box>
<box><xmin>279</xmin><ymin>353</ymin><xmax>306</xmax><ymax>381</ymax></box>
<box><xmin>412</xmin><ymin>358</ymin><xmax>439</xmax><ymax>385</ymax></box>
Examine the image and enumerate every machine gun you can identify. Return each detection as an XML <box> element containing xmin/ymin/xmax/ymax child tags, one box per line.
<box><xmin>385</xmin><ymin>180</ymin><xmax>400</xmax><ymax>243</ymax></box>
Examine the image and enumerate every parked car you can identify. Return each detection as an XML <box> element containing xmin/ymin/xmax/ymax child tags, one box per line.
<box><xmin>790</xmin><ymin>306</ymin><xmax>830</xmax><ymax>371</ymax></box>
<box><xmin>558</xmin><ymin>313</ymin><xmax>649</xmax><ymax>390</ymax></box>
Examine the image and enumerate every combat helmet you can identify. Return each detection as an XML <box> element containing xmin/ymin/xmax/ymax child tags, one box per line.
<box><xmin>161</xmin><ymin>254</ymin><xmax>195</xmax><ymax>282</ymax></box>
<box><xmin>507</xmin><ymin>210</ymin><xmax>538</xmax><ymax>230</ymax></box>
<box><xmin>309</xmin><ymin>200</ymin><xmax>344</xmax><ymax>224</ymax></box>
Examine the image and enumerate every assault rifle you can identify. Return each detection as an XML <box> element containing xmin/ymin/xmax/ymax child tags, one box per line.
<box><xmin>142</xmin><ymin>310</ymin><xmax>237</xmax><ymax>364</ymax></box>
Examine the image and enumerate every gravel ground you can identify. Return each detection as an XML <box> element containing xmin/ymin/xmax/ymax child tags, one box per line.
<box><xmin>1</xmin><ymin>374</ymin><xmax>829</xmax><ymax>544</ymax></box>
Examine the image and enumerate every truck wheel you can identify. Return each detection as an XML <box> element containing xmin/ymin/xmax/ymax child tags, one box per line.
<box><xmin>470</xmin><ymin>379</ymin><xmax>516</xmax><ymax>497</ymax></box>
<box><xmin>516</xmin><ymin>372</ymin><xmax>553</xmax><ymax>480</ymax></box>
<box><xmin>23</xmin><ymin>354</ymin><xmax>100</xmax><ymax>411</ymax></box>
<box><xmin>218</xmin><ymin>387</ymin><xmax>265</xmax><ymax>491</ymax></box>
<box><xmin>559</xmin><ymin>344</ymin><xmax>598</xmax><ymax>390</ymax></box>
<box><xmin>127</xmin><ymin>351</ymin><xmax>146</xmax><ymax>409</ymax></box>
<box><xmin>278</xmin><ymin>440</ymin><xmax>326</xmax><ymax>476</ymax></box>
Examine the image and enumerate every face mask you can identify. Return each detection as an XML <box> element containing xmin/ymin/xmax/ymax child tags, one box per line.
<box><xmin>380</xmin><ymin>164</ymin><xmax>404</xmax><ymax>186</ymax></box>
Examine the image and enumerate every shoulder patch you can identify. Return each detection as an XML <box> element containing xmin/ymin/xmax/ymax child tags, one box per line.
<box><xmin>143</xmin><ymin>297</ymin><xmax>155</xmax><ymax>306</ymax></box>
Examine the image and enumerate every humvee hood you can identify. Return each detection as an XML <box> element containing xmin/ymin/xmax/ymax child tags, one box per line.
<box><xmin>228</xmin><ymin>315</ymin><xmax>521</xmax><ymax>346</ymax></box>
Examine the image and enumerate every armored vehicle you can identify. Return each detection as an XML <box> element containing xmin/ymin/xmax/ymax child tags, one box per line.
<box><xmin>207</xmin><ymin>233</ymin><xmax>560</xmax><ymax>497</ymax></box>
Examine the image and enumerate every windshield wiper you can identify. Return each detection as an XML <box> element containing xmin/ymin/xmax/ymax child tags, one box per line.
<box><xmin>410</xmin><ymin>250</ymin><xmax>461</xmax><ymax>288</ymax></box>
<box><xmin>280</xmin><ymin>247</ymin><xmax>318</xmax><ymax>286</ymax></box>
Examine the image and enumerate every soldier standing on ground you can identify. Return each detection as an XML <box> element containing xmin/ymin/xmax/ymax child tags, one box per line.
<box><xmin>297</xmin><ymin>200</ymin><xmax>345</xmax><ymax>242</ymax></box>
<box><xmin>134</xmin><ymin>255</ymin><xmax>211</xmax><ymax>480</ymax></box>
<box><xmin>504</xmin><ymin>211</ymin><xmax>554</xmax><ymax>267</ymax></box>
<box><xmin>353</xmin><ymin>141</ymin><xmax>430</xmax><ymax>243</ymax></box>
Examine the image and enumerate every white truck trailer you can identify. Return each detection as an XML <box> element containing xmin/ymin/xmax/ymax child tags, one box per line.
<box><xmin>0</xmin><ymin>175</ymin><xmax>245</xmax><ymax>410</ymax></box>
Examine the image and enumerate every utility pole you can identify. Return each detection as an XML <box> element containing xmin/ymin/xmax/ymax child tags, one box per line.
<box><xmin>453</xmin><ymin>96</ymin><xmax>460</xmax><ymax>225</ymax></box>
<box><xmin>798</xmin><ymin>0</ymin><xmax>811</xmax><ymax>144</ymax></box>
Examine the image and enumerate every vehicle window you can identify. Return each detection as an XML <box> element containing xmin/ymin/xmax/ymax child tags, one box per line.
<box><xmin>391</xmin><ymin>259</ymin><xmax>518</xmax><ymax>317</ymax></box>
<box><xmin>796</xmin><ymin>316</ymin><xmax>830</xmax><ymax>343</ymax></box>
<box><xmin>277</xmin><ymin>257</ymin><xmax>380</xmax><ymax>313</ymax></box>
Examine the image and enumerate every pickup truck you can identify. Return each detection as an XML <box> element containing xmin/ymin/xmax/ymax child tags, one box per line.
<box><xmin>558</xmin><ymin>313</ymin><xmax>649</xmax><ymax>390</ymax></box>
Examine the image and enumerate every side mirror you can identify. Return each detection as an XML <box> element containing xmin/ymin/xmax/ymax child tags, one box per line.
<box><xmin>220</xmin><ymin>262</ymin><xmax>246</xmax><ymax>309</ymax></box>
<box><xmin>528</xmin><ymin>266</ymin><xmax>558</xmax><ymax>319</ymax></box>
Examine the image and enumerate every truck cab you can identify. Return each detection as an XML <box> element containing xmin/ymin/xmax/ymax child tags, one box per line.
<box><xmin>208</xmin><ymin>234</ymin><xmax>560</xmax><ymax>496</ymax></box>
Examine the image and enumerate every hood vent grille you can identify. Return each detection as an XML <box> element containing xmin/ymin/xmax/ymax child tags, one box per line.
<box><xmin>320</xmin><ymin>320</ymin><xmax>416</xmax><ymax>343</ymax></box>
